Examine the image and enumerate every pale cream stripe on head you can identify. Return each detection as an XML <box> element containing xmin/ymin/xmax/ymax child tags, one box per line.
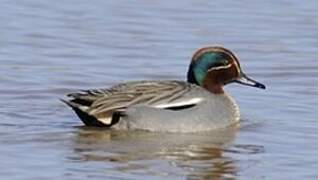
<box><xmin>207</xmin><ymin>63</ymin><xmax>233</xmax><ymax>72</ymax></box>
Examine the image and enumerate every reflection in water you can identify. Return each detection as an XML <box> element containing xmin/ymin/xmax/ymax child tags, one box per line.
<box><xmin>68</xmin><ymin>125</ymin><xmax>255</xmax><ymax>179</ymax></box>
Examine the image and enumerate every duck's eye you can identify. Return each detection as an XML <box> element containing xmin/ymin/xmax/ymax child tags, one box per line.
<box><xmin>214</xmin><ymin>60</ymin><xmax>228</xmax><ymax>67</ymax></box>
<box><xmin>214</xmin><ymin>62</ymin><xmax>225</xmax><ymax>67</ymax></box>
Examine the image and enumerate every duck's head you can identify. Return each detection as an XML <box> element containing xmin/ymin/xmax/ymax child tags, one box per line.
<box><xmin>187</xmin><ymin>46</ymin><xmax>265</xmax><ymax>94</ymax></box>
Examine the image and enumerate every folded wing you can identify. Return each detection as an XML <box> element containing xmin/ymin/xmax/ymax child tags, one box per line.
<box><xmin>62</xmin><ymin>81</ymin><xmax>203</xmax><ymax>126</ymax></box>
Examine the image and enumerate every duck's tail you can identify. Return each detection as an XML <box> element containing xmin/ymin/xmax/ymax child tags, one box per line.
<box><xmin>61</xmin><ymin>99</ymin><xmax>109</xmax><ymax>127</ymax></box>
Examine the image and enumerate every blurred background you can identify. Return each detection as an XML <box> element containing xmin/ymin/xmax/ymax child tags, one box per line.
<box><xmin>0</xmin><ymin>0</ymin><xmax>317</xmax><ymax>179</ymax></box>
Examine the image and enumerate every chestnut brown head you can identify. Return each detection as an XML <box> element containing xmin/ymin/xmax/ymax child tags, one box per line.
<box><xmin>187</xmin><ymin>46</ymin><xmax>265</xmax><ymax>94</ymax></box>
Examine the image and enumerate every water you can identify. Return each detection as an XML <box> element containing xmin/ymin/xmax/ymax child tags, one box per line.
<box><xmin>1</xmin><ymin>0</ymin><xmax>318</xmax><ymax>179</ymax></box>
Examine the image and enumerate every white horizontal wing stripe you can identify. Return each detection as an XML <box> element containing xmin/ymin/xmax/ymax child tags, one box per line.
<box><xmin>154</xmin><ymin>98</ymin><xmax>202</xmax><ymax>109</ymax></box>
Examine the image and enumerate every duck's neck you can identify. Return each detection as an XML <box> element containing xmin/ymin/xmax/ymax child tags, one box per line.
<box><xmin>203</xmin><ymin>82</ymin><xmax>224</xmax><ymax>94</ymax></box>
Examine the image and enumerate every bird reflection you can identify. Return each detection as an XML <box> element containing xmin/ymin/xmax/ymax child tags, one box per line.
<box><xmin>69</xmin><ymin>125</ymin><xmax>242</xmax><ymax>179</ymax></box>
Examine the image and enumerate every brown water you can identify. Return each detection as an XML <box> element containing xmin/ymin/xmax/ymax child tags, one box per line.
<box><xmin>1</xmin><ymin>0</ymin><xmax>318</xmax><ymax>179</ymax></box>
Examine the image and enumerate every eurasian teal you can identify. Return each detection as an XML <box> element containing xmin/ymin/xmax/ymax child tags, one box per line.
<box><xmin>62</xmin><ymin>46</ymin><xmax>265</xmax><ymax>132</ymax></box>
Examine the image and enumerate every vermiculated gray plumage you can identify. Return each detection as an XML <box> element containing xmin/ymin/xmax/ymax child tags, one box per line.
<box><xmin>62</xmin><ymin>81</ymin><xmax>206</xmax><ymax>127</ymax></box>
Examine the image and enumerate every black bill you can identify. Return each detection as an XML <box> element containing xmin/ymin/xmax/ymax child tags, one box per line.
<box><xmin>234</xmin><ymin>73</ymin><xmax>266</xmax><ymax>89</ymax></box>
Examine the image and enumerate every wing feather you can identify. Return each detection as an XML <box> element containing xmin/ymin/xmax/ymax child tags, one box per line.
<box><xmin>64</xmin><ymin>81</ymin><xmax>203</xmax><ymax>125</ymax></box>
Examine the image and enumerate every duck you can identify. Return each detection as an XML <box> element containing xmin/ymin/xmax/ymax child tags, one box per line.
<box><xmin>62</xmin><ymin>46</ymin><xmax>265</xmax><ymax>132</ymax></box>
